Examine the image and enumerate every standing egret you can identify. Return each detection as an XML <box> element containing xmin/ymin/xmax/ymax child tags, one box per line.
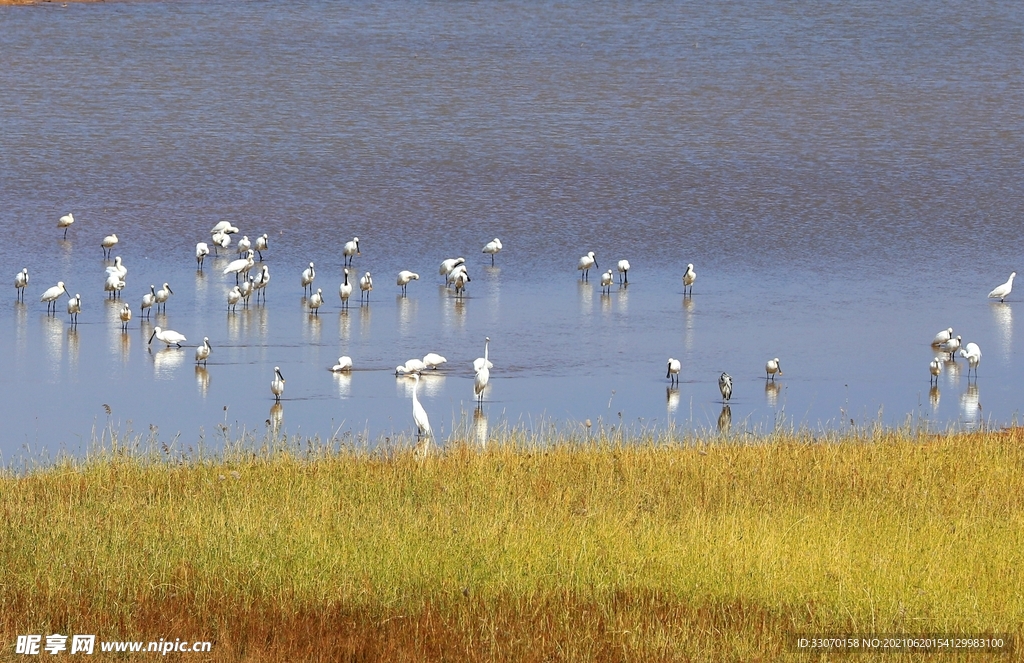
<box><xmin>223</xmin><ymin>251</ymin><xmax>255</xmax><ymax>284</ymax></box>
<box><xmin>141</xmin><ymin>285</ymin><xmax>156</xmax><ymax>318</ymax></box>
<box><xmin>666</xmin><ymin>358</ymin><xmax>681</xmax><ymax>385</ymax></box>
<box><xmin>15</xmin><ymin>268</ymin><xmax>29</xmax><ymax>300</ymax></box>
<box><xmin>929</xmin><ymin>358</ymin><xmax>942</xmax><ymax>385</ymax></box>
<box><xmin>931</xmin><ymin>327</ymin><xmax>953</xmax><ymax>347</ymax></box>
<box><xmin>236</xmin><ymin>235</ymin><xmax>251</xmax><ymax>256</ymax></box>
<box><xmin>359</xmin><ymin>272</ymin><xmax>373</xmax><ymax>303</ymax></box>
<box><xmin>104</xmin><ymin>273</ymin><xmax>125</xmax><ymax>299</ymax></box>
<box><xmin>339</xmin><ymin>268</ymin><xmax>353</xmax><ymax>309</ymax></box>
<box><xmin>331</xmin><ymin>356</ymin><xmax>353</xmax><ymax>372</ymax></box>
<box><xmin>939</xmin><ymin>335</ymin><xmax>961</xmax><ymax>361</ymax></box>
<box><xmin>682</xmin><ymin>264</ymin><xmax>696</xmax><ymax>296</ymax></box>
<box><xmin>960</xmin><ymin>342</ymin><xmax>982</xmax><ymax>379</ymax></box>
<box><xmin>474</xmin><ymin>363</ymin><xmax>490</xmax><ymax>404</ymax></box>
<box><xmin>397</xmin><ymin>270</ymin><xmax>419</xmax><ymax>296</ymax></box>
<box><xmin>271</xmin><ymin>366</ymin><xmax>285</xmax><ymax>401</ymax></box>
<box><xmin>300</xmin><ymin>262</ymin><xmax>316</xmax><ymax>295</ymax></box>
<box><xmin>210</xmin><ymin>221</ymin><xmax>239</xmax><ymax>235</ymax></box>
<box><xmin>719</xmin><ymin>372</ymin><xmax>733</xmax><ymax>401</ymax></box>
<box><xmin>101</xmin><ymin>233</ymin><xmax>118</xmax><ymax>259</ymax></box>
<box><xmin>440</xmin><ymin>257</ymin><xmax>466</xmax><ymax>282</ymax></box>
<box><xmin>482</xmin><ymin>238</ymin><xmax>502</xmax><ymax>265</ymax></box>
<box><xmin>617</xmin><ymin>259</ymin><xmax>630</xmax><ymax>284</ymax></box>
<box><xmin>577</xmin><ymin>251</ymin><xmax>598</xmax><ymax>281</ymax></box>
<box><xmin>988</xmin><ymin>272</ymin><xmax>1016</xmax><ymax>302</ymax></box>
<box><xmin>155</xmin><ymin>282</ymin><xmax>173</xmax><ymax>312</ymax></box>
<box><xmin>410</xmin><ymin>372</ymin><xmax>431</xmax><ymax>441</ymax></box>
<box><xmin>58</xmin><ymin>212</ymin><xmax>74</xmax><ymax>239</ymax></box>
<box><xmin>253</xmin><ymin>265</ymin><xmax>270</xmax><ymax>304</ymax></box>
<box><xmin>148</xmin><ymin>326</ymin><xmax>186</xmax><ymax>347</ymax></box>
<box><xmin>227</xmin><ymin>285</ymin><xmax>242</xmax><ymax>312</ymax></box>
<box><xmin>473</xmin><ymin>337</ymin><xmax>493</xmax><ymax>372</ymax></box>
<box><xmin>600</xmin><ymin>269</ymin><xmax>613</xmax><ymax>294</ymax></box>
<box><xmin>119</xmin><ymin>303</ymin><xmax>132</xmax><ymax>331</ymax></box>
<box><xmin>423</xmin><ymin>352</ymin><xmax>447</xmax><ymax>369</ymax></box>
<box><xmin>765</xmin><ymin>357</ymin><xmax>782</xmax><ymax>381</ymax></box>
<box><xmin>195</xmin><ymin>337</ymin><xmax>211</xmax><ymax>365</ymax></box>
<box><xmin>254</xmin><ymin>233</ymin><xmax>269</xmax><ymax>261</ymax></box>
<box><xmin>40</xmin><ymin>281</ymin><xmax>69</xmax><ymax>314</ymax></box>
<box><xmin>66</xmin><ymin>293</ymin><xmax>81</xmax><ymax>325</ymax></box>
<box><xmin>343</xmin><ymin>237</ymin><xmax>360</xmax><ymax>266</ymax></box>
<box><xmin>195</xmin><ymin>242</ymin><xmax>210</xmax><ymax>269</ymax></box>
<box><xmin>308</xmin><ymin>288</ymin><xmax>324</xmax><ymax>315</ymax></box>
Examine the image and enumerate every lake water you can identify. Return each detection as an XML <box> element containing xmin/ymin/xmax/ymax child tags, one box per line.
<box><xmin>1</xmin><ymin>0</ymin><xmax>1022</xmax><ymax>457</ymax></box>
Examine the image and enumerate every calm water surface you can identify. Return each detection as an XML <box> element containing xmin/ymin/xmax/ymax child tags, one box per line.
<box><xmin>1</xmin><ymin>1</ymin><xmax>1022</xmax><ymax>456</ymax></box>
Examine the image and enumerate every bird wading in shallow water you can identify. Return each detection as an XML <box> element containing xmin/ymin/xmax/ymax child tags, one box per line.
<box><xmin>483</xmin><ymin>238</ymin><xmax>502</xmax><ymax>265</ymax></box>
<box><xmin>577</xmin><ymin>252</ymin><xmax>597</xmax><ymax>281</ymax></box>
<box><xmin>719</xmin><ymin>372</ymin><xmax>733</xmax><ymax>401</ymax></box>
<box><xmin>765</xmin><ymin>358</ymin><xmax>782</xmax><ymax>381</ymax></box>
<box><xmin>682</xmin><ymin>263</ymin><xmax>696</xmax><ymax>296</ymax></box>
<box><xmin>666</xmin><ymin>358</ymin><xmax>681</xmax><ymax>385</ymax></box>
<box><xmin>988</xmin><ymin>272</ymin><xmax>1015</xmax><ymax>302</ymax></box>
<box><xmin>271</xmin><ymin>367</ymin><xmax>285</xmax><ymax>401</ymax></box>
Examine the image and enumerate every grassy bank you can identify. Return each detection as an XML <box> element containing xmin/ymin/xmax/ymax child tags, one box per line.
<box><xmin>2</xmin><ymin>427</ymin><xmax>1023</xmax><ymax>661</ymax></box>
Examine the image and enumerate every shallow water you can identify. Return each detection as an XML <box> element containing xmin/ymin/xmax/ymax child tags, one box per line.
<box><xmin>1</xmin><ymin>0</ymin><xmax>1022</xmax><ymax>456</ymax></box>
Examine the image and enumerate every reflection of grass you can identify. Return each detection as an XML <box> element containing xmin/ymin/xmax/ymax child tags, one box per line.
<box><xmin>2</xmin><ymin>428</ymin><xmax>1022</xmax><ymax>661</ymax></box>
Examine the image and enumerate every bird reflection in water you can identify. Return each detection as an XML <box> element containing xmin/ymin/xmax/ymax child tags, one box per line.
<box><xmin>338</xmin><ymin>308</ymin><xmax>351</xmax><ymax>341</ymax></box>
<box><xmin>153</xmin><ymin>347</ymin><xmax>185</xmax><ymax>380</ymax></box>
<box><xmin>66</xmin><ymin>326</ymin><xmax>80</xmax><ymax>373</ymax></box>
<box><xmin>929</xmin><ymin>385</ymin><xmax>940</xmax><ymax>411</ymax></box>
<box><xmin>991</xmin><ymin>302</ymin><xmax>1012</xmax><ymax>360</ymax></box>
<box><xmin>397</xmin><ymin>295</ymin><xmax>416</xmax><ymax>337</ymax></box>
<box><xmin>474</xmin><ymin>407</ymin><xmax>488</xmax><ymax>448</ymax></box>
<box><xmin>764</xmin><ymin>381</ymin><xmax>780</xmax><ymax>408</ymax></box>
<box><xmin>578</xmin><ymin>279</ymin><xmax>593</xmax><ymax>314</ymax></box>
<box><xmin>717</xmin><ymin>404</ymin><xmax>731</xmax><ymax>434</ymax></box>
<box><xmin>333</xmin><ymin>371</ymin><xmax>352</xmax><ymax>399</ymax></box>
<box><xmin>666</xmin><ymin>387</ymin><xmax>680</xmax><ymax>420</ymax></box>
<box><xmin>268</xmin><ymin>402</ymin><xmax>284</xmax><ymax>436</ymax></box>
<box><xmin>195</xmin><ymin>365</ymin><xmax>210</xmax><ymax>397</ymax></box>
<box><xmin>960</xmin><ymin>383</ymin><xmax>981</xmax><ymax>430</ymax></box>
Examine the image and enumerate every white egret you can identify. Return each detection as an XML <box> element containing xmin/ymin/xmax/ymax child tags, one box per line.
<box><xmin>195</xmin><ymin>337</ymin><xmax>211</xmax><ymax>365</ymax></box>
<box><xmin>473</xmin><ymin>337</ymin><xmax>493</xmax><ymax>372</ymax></box>
<box><xmin>682</xmin><ymin>263</ymin><xmax>696</xmax><ymax>296</ymax></box>
<box><xmin>765</xmin><ymin>357</ymin><xmax>782</xmax><ymax>381</ymax></box>
<box><xmin>195</xmin><ymin>242</ymin><xmax>210</xmax><ymax>269</ymax></box>
<box><xmin>300</xmin><ymin>262</ymin><xmax>316</xmax><ymax>295</ymax></box>
<box><xmin>577</xmin><ymin>251</ymin><xmax>597</xmax><ymax>281</ymax></box>
<box><xmin>210</xmin><ymin>221</ymin><xmax>239</xmax><ymax>235</ymax></box>
<box><xmin>410</xmin><ymin>372</ymin><xmax>431</xmax><ymax>440</ymax></box>
<box><xmin>719</xmin><ymin>372</ymin><xmax>733</xmax><ymax>401</ymax></box>
<box><xmin>254</xmin><ymin>233</ymin><xmax>269</xmax><ymax>261</ymax></box>
<box><xmin>101</xmin><ymin>233</ymin><xmax>118</xmax><ymax>259</ymax></box>
<box><xmin>343</xmin><ymin>237</ymin><xmax>360</xmax><ymax>266</ymax></box>
<box><xmin>308</xmin><ymin>288</ymin><xmax>324</xmax><ymax>315</ymax></box>
<box><xmin>271</xmin><ymin>366</ymin><xmax>285</xmax><ymax>401</ymax></box>
<box><xmin>960</xmin><ymin>342</ymin><xmax>982</xmax><ymax>379</ymax></box>
<box><xmin>104</xmin><ymin>273</ymin><xmax>125</xmax><ymax>299</ymax></box>
<box><xmin>600</xmin><ymin>269</ymin><xmax>613</xmax><ymax>294</ymax></box>
<box><xmin>148</xmin><ymin>326</ymin><xmax>186</xmax><ymax>347</ymax></box>
<box><xmin>14</xmin><ymin>268</ymin><xmax>28</xmax><ymax>301</ymax></box>
<box><xmin>397</xmin><ymin>270</ymin><xmax>419</xmax><ymax>295</ymax></box>
<box><xmin>359</xmin><ymin>272</ymin><xmax>373</xmax><ymax>303</ymax></box>
<box><xmin>118</xmin><ymin>303</ymin><xmax>132</xmax><ymax>331</ymax></box>
<box><xmin>931</xmin><ymin>327</ymin><xmax>953</xmax><ymax>347</ymax></box>
<box><xmin>617</xmin><ymin>259</ymin><xmax>630</xmax><ymax>284</ymax></box>
<box><xmin>253</xmin><ymin>265</ymin><xmax>270</xmax><ymax>304</ymax></box>
<box><xmin>666</xmin><ymin>358</ymin><xmax>681</xmax><ymax>385</ymax></box>
<box><xmin>141</xmin><ymin>285</ymin><xmax>156</xmax><ymax>318</ymax></box>
<box><xmin>236</xmin><ymin>235</ymin><xmax>251</xmax><ymax>256</ymax></box>
<box><xmin>40</xmin><ymin>281</ymin><xmax>69</xmax><ymax>314</ymax></box>
<box><xmin>423</xmin><ymin>352</ymin><xmax>447</xmax><ymax>369</ymax></box>
<box><xmin>482</xmin><ymin>238</ymin><xmax>502</xmax><ymax>265</ymax></box>
<box><xmin>227</xmin><ymin>285</ymin><xmax>242</xmax><ymax>312</ymax></box>
<box><xmin>929</xmin><ymin>358</ymin><xmax>942</xmax><ymax>385</ymax></box>
<box><xmin>155</xmin><ymin>282</ymin><xmax>173</xmax><ymax>312</ymax></box>
<box><xmin>988</xmin><ymin>272</ymin><xmax>1016</xmax><ymax>302</ymax></box>
<box><xmin>223</xmin><ymin>251</ymin><xmax>255</xmax><ymax>284</ymax></box>
<box><xmin>939</xmin><ymin>335</ymin><xmax>961</xmax><ymax>361</ymax></box>
<box><xmin>440</xmin><ymin>257</ymin><xmax>465</xmax><ymax>281</ymax></box>
<box><xmin>66</xmin><ymin>293</ymin><xmax>81</xmax><ymax>324</ymax></box>
<box><xmin>58</xmin><ymin>212</ymin><xmax>74</xmax><ymax>239</ymax></box>
<box><xmin>474</xmin><ymin>364</ymin><xmax>490</xmax><ymax>404</ymax></box>
<box><xmin>331</xmin><ymin>356</ymin><xmax>353</xmax><ymax>372</ymax></box>
<box><xmin>339</xmin><ymin>268</ymin><xmax>353</xmax><ymax>308</ymax></box>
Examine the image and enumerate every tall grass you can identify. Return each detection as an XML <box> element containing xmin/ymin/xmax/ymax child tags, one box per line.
<box><xmin>2</xmin><ymin>425</ymin><xmax>1022</xmax><ymax>661</ymax></box>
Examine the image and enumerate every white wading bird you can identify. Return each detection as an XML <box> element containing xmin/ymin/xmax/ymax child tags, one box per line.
<box><xmin>929</xmin><ymin>358</ymin><xmax>942</xmax><ymax>385</ymax></box>
<box><xmin>600</xmin><ymin>269</ymin><xmax>614</xmax><ymax>294</ymax></box>
<box><xmin>271</xmin><ymin>366</ymin><xmax>285</xmax><ymax>401</ymax></box>
<box><xmin>482</xmin><ymin>238</ymin><xmax>502</xmax><ymax>265</ymax></box>
<box><xmin>210</xmin><ymin>221</ymin><xmax>239</xmax><ymax>236</ymax></box>
<box><xmin>939</xmin><ymin>335</ymin><xmax>961</xmax><ymax>361</ymax></box>
<box><xmin>308</xmin><ymin>288</ymin><xmax>324</xmax><ymax>315</ymax></box>
<box><xmin>106</xmin><ymin>256</ymin><xmax>128</xmax><ymax>280</ymax></box>
<box><xmin>155</xmin><ymin>282</ymin><xmax>173</xmax><ymax>312</ymax></box>
<box><xmin>666</xmin><ymin>358</ymin><xmax>681</xmax><ymax>385</ymax></box>
<box><xmin>211</xmin><ymin>231</ymin><xmax>231</xmax><ymax>255</ymax></box>
<box><xmin>119</xmin><ymin>303</ymin><xmax>132</xmax><ymax>331</ymax></box>
<box><xmin>15</xmin><ymin>268</ymin><xmax>28</xmax><ymax>300</ymax></box>
<box><xmin>236</xmin><ymin>235</ymin><xmax>251</xmax><ymax>256</ymax></box>
<box><xmin>397</xmin><ymin>270</ymin><xmax>419</xmax><ymax>296</ymax></box>
<box><xmin>988</xmin><ymin>272</ymin><xmax>1016</xmax><ymax>302</ymax></box>
<box><xmin>474</xmin><ymin>362</ymin><xmax>490</xmax><ymax>405</ymax></box>
<box><xmin>40</xmin><ymin>281</ymin><xmax>69</xmax><ymax>314</ymax></box>
<box><xmin>149</xmin><ymin>326</ymin><xmax>186</xmax><ymax>348</ymax></box>
<box><xmin>104</xmin><ymin>273</ymin><xmax>125</xmax><ymax>299</ymax></box>
<box><xmin>58</xmin><ymin>212</ymin><xmax>75</xmax><ymax>239</ymax></box>
<box><xmin>931</xmin><ymin>327</ymin><xmax>953</xmax><ymax>347</ymax></box>
<box><xmin>422</xmin><ymin>352</ymin><xmax>447</xmax><ymax>370</ymax></box>
<box><xmin>239</xmin><ymin>276</ymin><xmax>254</xmax><ymax>308</ymax></box>
<box><xmin>395</xmin><ymin>358</ymin><xmax>427</xmax><ymax>376</ymax></box>
<box><xmin>410</xmin><ymin>372</ymin><xmax>431</xmax><ymax>442</ymax></box>
<box><xmin>101</xmin><ymin>233</ymin><xmax>118</xmax><ymax>259</ymax></box>
<box><xmin>343</xmin><ymin>237</ymin><xmax>361</xmax><ymax>266</ymax></box>
<box><xmin>253</xmin><ymin>265</ymin><xmax>270</xmax><ymax>304</ymax></box>
<box><xmin>473</xmin><ymin>337</ymin><xmax>493</xmax><ymax>372</ymax></box>
<box><xmin>359</xmin><ymin>272</ymin><xmax>373</xmax><ymax>303</ymax></box>
<box><xmin>254</xmin><ymin>233</ymin><xmax>269</xmax><ymax>261</ymax></box>
<box><xmin>960</xmin><ymin>342</ymin><xmax>982</xmax><ymax>379</ymax></box>
<box><xmin>440</xmin><ymin>257</ymin><xmax>466</xmax><ymax>282</ymax></box>
<box><xmin>617</xmin><ymin>259</ymin><xmax>630</xmax><ymax>284</ymax></box>
<box><xmin>195</xmin><ymin>242</ymin><xmax>210</xmax><ymax>269</ymax></box>
<box><xmin>765</xmin><ymin>357</ymin><xmax>782</xmax><ymax>381</ymax></box>
<box><xmin>141</xmin><ymin>285</ymin><xmax>156</xmax><ymax>319</ymax></box>
<box><xmin>223</xmin><ymin>251</ymin><xmax>255</xmax><ymax>284</ymax></box>
<box><xmin>300</xmin><ymin>262</ymin><xmax>316</xmax><ymax>295</ymax></box>
<box><xmin>719</xmin><ymin>372</ymin><xmax>733</xmax><ymax>402</ymax></box>
<box><xmin>577</xmin><ymin>251</ymin><xmax>597</xmax><ymax>281</ymax></box>
<box><xmin>195</xmin><ymin>337</ymin><xmax>211</xmax><ymax>365</ymax></box>
<box><xmin>66</xmin><ymin>293</ymin><xmax>81</xmax><ymax>324</ymax></box>
<box><xmin>227</xmin><ymin>285</ymin><xmax>242</xmax><ymax>312</ymax></box>
<box><xmin>331</xmin><ymin>356</ymin><xmax>353</xmax><ymax>372</ymax></box>
<box><xmin>339</xmin><ymin>268</ymin><xmax>353</xmax><ymax>309</ymax></box>
<box><xmin>682</xmin><ymin>263</ymin><xmax>696</xmax><ymax>296</ymax></box>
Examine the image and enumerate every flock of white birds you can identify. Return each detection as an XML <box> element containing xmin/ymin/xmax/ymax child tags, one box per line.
<box><xmin>12</xmin><ymin>214</ymin><xmax>1018</xmax><ymax>443</ymax></box>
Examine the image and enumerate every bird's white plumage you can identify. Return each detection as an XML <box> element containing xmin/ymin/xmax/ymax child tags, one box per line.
<box><xmin>765</xmin><ymin>357</ymin><xmax>782</xmax><ymax>380</ymax></box>
<box><xmin>331</xmin><ymin>356</ymin><xmax>353</xmax><ymax>372</ymax></box>
<box><xmin>666</xmin><ymin>357</ymin><xmax>681</xmax><ymax>384</ymax></box>
<box><xmin>210</xmin><ymin>221</ymin><xmax>239</xmax><ymax>235</ymax></box>
<box><xmin>423</xmin><ymin>353</ymin><xmax>447</xmax><ymax>369</ymax></box>
<box><xmin>988</xmin><ymin>272</ymin><xmax>1016</xmax><ymax>302</ymax></box>
<box><xmin>195</xmin><ymin>337</ymin><xmax>211</xmax><ymax>364</ymax></box>
<box><xmin>308</xmin><ymin>288</ymin><xmax>324</xmax><ymax>314</ymax></box>
<box><xmin>577</xmin><ymin>251</ymin><xmax>597</xmax><ymax>279</ymax></box>
<box><xmin>271</xmin><ymin>366</ymin><xmax>285</xmax><ymax>401</ymax></box>
<box><xmin>473</xmin><ymin>337</ymin><xmax>493</xmax><ymax>372</ymax></box>
<box><xmin>223</xmin><ymin>251</ymin><xmax>255</xmax><ymax>279</ymax></box>
<box><xmin>410</xmin><ymin>372</ymin><xmax>431</xmax><ymax>438</ymax></box>
<box><xmin>932</xmin><ymin>327</ymin><xmax>953</xmax><ymax>347</ymax></box>
<box><xmin>617</xmin><ymin>259</ymin><xmax>630</xmax><ymax>283</ymax></box>
<box><xmin>149</xmin><ymin>326</ymin><xmax>186</xmax><ymax>347</ymax></box>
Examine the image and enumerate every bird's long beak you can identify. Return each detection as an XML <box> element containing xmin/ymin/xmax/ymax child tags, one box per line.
<box><xmin>666</xmin><ymin>368</ymin><xmax>671</xmax><ymax>378</ymax></box>
<box><xmin>63</xmin><ymin>285</ymin><xmax>70</xmax><ymax>297</ymax></box>
<box><xmin>148</xmin><ymin>331</ymin><xmax>156</xmax><ymax>344</ymax></box>
<box><xmin>167</xmin><ymin>286</ymin><xmax>174</xmax><ymax>294</ymax></box>
<box><xmin>594</xmin><ymin>261</ymin><xmax>599</xmax><ymax>270</ymax></box>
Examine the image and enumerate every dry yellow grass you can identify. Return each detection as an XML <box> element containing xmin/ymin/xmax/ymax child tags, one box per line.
<box><xmin>1</xmin><ymin>426</ymin><xmax>1022</xmax><ymax>661</ymax></box>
